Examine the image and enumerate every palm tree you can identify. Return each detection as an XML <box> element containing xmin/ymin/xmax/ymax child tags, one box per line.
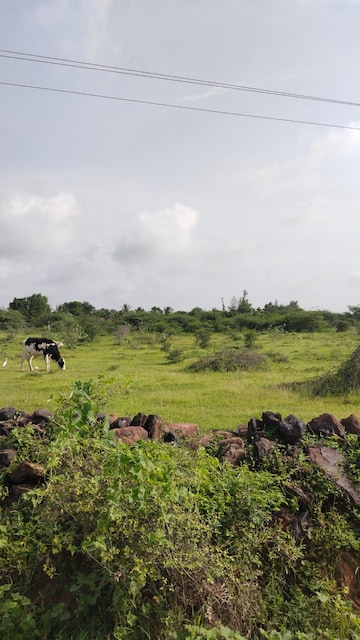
<box><xmin>121</xmin><ymin>303</ymin><xmax>131</xmax><ymax>313</ymax></box>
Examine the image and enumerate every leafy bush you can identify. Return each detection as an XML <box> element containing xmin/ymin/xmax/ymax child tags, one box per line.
<box><xmin>265</xmin><ymin>351</ymin><xmax>289</xmax><ymax>363</ymax></box>
<box><xmin>188</xmin><ymin>348</ymin><xmax>269</xmax><ymax>372</ymax></box>
<box><xmin>165</xmin><ymin>347</ymin><xmax>186</xmax><ymax>363</ymax></box>
<box><xmin>1</xmin><ymin>379</ymin><xmax>360</xmax><ymax>639</ymax></box>
<box><xmin>295</xmin><ymin>346</ymin><xmax>360</xmax><ymax>396</ymax></box>
<box><xmin>194</xmin><ymin>328</ymin><xmax>212</xmax><ymax>349</ymax></box>
<box><xmin>243</xmin><ymin>329</ymin><xmax>258</xmax><ymax>349</ymax></box>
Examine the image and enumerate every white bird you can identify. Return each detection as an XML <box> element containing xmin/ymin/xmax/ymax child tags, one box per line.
<box><xmin>1</xmin><ymin>358</ymin><xmax>8</xmax><ymax>367</ymax></box>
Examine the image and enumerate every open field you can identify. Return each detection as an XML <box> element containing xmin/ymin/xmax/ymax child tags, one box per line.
<box><xmin>1</xmin><ymin>329</ymin><xmax>360</xmax><ymax>429</ymax></box>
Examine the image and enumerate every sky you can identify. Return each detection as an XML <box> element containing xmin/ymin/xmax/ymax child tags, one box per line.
<box><xmin>1</xmin><ymin>0</ymin><xmax>360</xmax><ymax>313</ymax></box>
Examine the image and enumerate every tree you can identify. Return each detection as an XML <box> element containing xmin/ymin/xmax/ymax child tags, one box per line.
<box><xmin>263</xmin><ymin>301</ymin><xmax>279</xmax><ymax>314</ymax></box>
<box><xmin>27</xmin><ymin>294</ymin><xmax>52</xmax><ymax>321</ymax></box>
<box><xmin>348</xmin><ymin>305</ymin><xmax>360</xmax><ymax>320</ymax></box>
<box><xmin>9</xmin><ymin>294</ymin><xmax>51</xmax><ymax>321</ymax></box>
<box><xmin>237</xmin><ymin>290</ymin><xmax>253</xmax><ymax>313</ymax></box>
<box><xmin>163</xmin><ymin>306</ymin><xmax>174</xmax><ymax>315</ymax></box>
<box><xmin>8</xmin><ymin>297</ymin><xmax>29</xmax><ymax>316</ymax></box>
<box><xmin>194</xmin><ymin>327</ymin><xmax>211</xmax><ymax>349</ymax></box>
<box><xmin>288</xmin><ymin>300</ymin><xmax>300</xmax><ymax>310</ymax></box>
<box><xmin>56</xmin><ymin>301</ymin><xmax>95</xmax><ymax>316</ymax></box>
<box><xmin>228</xmin><ymin>296</ymin><xmax>238</xmax><ymax>312</ymax></box>
<box><xmin>0</xmin><ymin>309</ymin><xmax>26</xmax><ymax>331</ymax></box>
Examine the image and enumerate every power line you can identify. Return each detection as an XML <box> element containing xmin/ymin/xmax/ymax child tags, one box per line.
<box><xmin>1</xmin><ymin>79</ymin><xmax>360</xmax><ymax>131</ymax></box>
<box><xmin>1</xmin><ymin>47</ymin><xmax>360</xmax><ymax>109</ymax></box>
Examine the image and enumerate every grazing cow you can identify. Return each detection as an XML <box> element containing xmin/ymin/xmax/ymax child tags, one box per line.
<box><xmin>20</xmin><ymin>338</ymin><xmax>66</xmax><ymax>373</ymax></box>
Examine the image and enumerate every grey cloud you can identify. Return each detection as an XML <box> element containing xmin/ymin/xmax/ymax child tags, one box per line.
<box><xmin>2</xmin><ymin>1</ymin><xmax>360</xmax><ymax>312</ymax></box>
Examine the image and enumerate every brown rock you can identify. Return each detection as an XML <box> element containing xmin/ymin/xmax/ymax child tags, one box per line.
<box><xmin>308</xmin><ymin>445</ymin><xmax>360</xmax><ymax>505</ymax></box>
<box><xmin>31</xmin><ymin>409</ymin><xmax>55</xmax><ymax>425</ymax></box>
<box><xmin>234</xmin><ymin>424</ymin><xmax>249</xmax><ymax>438</ymax></box>
<box><xmin>253</xmin><ymin>437</ymin><xmax>273</xmax><ymax>460</ymax></box>
<box><xmin>217</xmin><ymin>436</ymin><xmax>245</xmax><ymax>448</ymax></box>
<box><xmin>0</xmin><ymin>407</ymin><xmax>16</xmax><ymax>421</ymax></box>
<box><xmin>163</xmin><ymin>423</ymin><xmax>199</xmax><ymax>440</ymax></box>
<box><xmin>247</xmin><ymin>418</ymin><xmax>266</xmax><ymax>442</ymax></box>
<box><xmin>0</xmin><ymin>448</ymin><xmax>17</xmax><ymax>468</ymax></box>
<box><xmin>110</xmin><ymin>416</ymin><xmax>131</xmax><ymax>429</ymax></box>
<box><xmin>188</xmin><ymin>433</ymin><xmax>217</xmax><ymax>450</ymax></box>
<box><xmin>340</xmin><ymin>414</ymin><xmax>360</xmax><ymax>436</ymax></box>
<box><xmin>130</xmin><ymin>412</ymin><xmax>148</xmax><ymax>427</ymax></box>
<box><xmin>285</xmin><ymin>484</ymin><xmax>312</xmax><ymax>510</ymax></box>
<box><xmin>262</xmin><ymin>411</ymin><xmax>282</xmax><ymax>427</ymax></box>
<box><xmin>113</xmin><ymin>426</ymin><xmax>148</xmax><ymax>446</ymax></box>
<box><xmin>144</xmin><ymin>414</ymin><xmax>164</xmax><ymax>440</ymax></box>
<box><xmin>11</xmin><ymin>484</ymin><xmax>38</xmax><ymax>496</ymax></box>
<box><xmin>7</xmin><ymin>461</ymin><xmax>45</xmax><ymax>485</ymax></box>
<box><xmin>335</xmin><ymin>553</ymin><xmax>360</xmax><ymax>607</ymax></box>
<box><xmin>218</xmin><ymin>442</ymin><xmax>246</xmax><ymax>466</ymax></box>
<box><xmin>307</xmin><ymin>413</ymin><xmax>346</xmax><ymax>438</ymax></box>
<box><xmin>0</xmin><ymin>425</ymin><xmax>10</xmax><ymax>437</ymax></box>
<box><xmin>16</xmin><ymin>413</ymin><xmax>33</xmax><ymax>427</ymax></box>
<box><xmin>212</xmin><ymin>429</ymin><xmax>237</xmax><ymax>438</ymax></box>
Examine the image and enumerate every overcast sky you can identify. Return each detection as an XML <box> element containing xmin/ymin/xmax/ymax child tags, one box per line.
<box><xmin>1</xmin><ymin>0</ymin><xmax>360</xmax><ymax>313</ymax></box>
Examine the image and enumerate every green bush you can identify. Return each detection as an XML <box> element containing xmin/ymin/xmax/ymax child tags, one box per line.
<box><xmin>1</xmin><ymin>379</ymin><xmax>360</xmax><ymax>639</ymax></box>
<box><xmin>188</xmin><ymin>348</ymin><xmax>268</xmax><ymax>372</ymax></box>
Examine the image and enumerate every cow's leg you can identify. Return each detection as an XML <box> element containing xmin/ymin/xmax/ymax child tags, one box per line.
<box><xmin>28</xmin><ymin>355</ymin><xmax>34</xmax><ymax>371</ymax></box>
<box><xmin>45</xmin><ymin>354</ymin><xmax>50</xmax><ymax>373</ymax></box>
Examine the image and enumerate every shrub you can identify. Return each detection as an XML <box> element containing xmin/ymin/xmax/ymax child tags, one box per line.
<box><xmin>1</xmin><ymin>379</ymin><xmax>360</xmax><ymax>639</ymax></box>
<box><xmin>302</xmin><ymin>346</ymin><xmax>360</xmax><ymax>396</ymax></box>
<box><xmin>194</xmin><ymin>328</ymin><xmax>212</xmax><ymax>349</ymax></box>
<box><xmin>114</xmin><ymin>324</ymin><xmax>131</xmax><ymax>344</ymax></box>
<box><xmin>166</xmin><ymin>347</ymin><xmax>186</xmax><ymax>362</ymax></box>
<box><xmin>188</xmin><ymin>348</ymin><xmax>269</xmax><ymax>372</ymax></box>
<box><xmin>243</xmin><ymin>329</ymin><xmax>258</xmax><ymax>349</ymax></box>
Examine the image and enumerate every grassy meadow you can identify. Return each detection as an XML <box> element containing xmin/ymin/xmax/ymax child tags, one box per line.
<box><xmin>1</xmin><ymin>328</ymin><xmax>360</xmax><ymax>429</ymax></box>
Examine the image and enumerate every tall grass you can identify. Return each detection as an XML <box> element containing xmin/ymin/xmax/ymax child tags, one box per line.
<box><xmin>1</xmin><ymin>329</ymin><xmax>360</xmax><ymax>429</ymax></box>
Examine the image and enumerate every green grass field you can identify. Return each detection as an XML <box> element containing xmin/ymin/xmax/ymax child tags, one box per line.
<box><xmin>1</xmin><ymin>329</ymin><xmax>360</xmax><ymax>430</ymax></box>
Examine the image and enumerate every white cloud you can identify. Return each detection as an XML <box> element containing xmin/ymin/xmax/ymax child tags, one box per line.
<box><xmin>112</xmin><ymin>203</ymin><xmax>199</xmax><ymax>264</ymax></box>
<box><xmin>8</xmin><ymin>192</ymin><xmax>77</xmax><ymax>221</ymax></box>
<box><xmin>0</xmin><ymin>191</ymin><xmax>78</xmax><ymax>259</ymax></box>
<box><xmin>139</xmin><ymin>203</ymin><xmax>198</xmax><ymax>248</ymax></box>
<box><xmin>181</xmin><ymin>87</ymin><xmax>228</xmax><ymax>103</ymax></box>
<box><xmin>348</xmin><ymin>272</ymin><xmax>360</xmax><ymax>283</ymax></box>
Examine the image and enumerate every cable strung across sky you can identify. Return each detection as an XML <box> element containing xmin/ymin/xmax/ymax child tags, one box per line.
<box><xmin>1</xmin><ymin>47</ymin><xmax>360</xmax><ymax>109</ymax></box>
<box><xmin>1</xmin><ymin>79</ymin><xmax>360</xmax><ymax>131</ymax></box>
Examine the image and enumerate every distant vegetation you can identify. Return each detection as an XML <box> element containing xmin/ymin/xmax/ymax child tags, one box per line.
<box><xmin>2</xmin><ymin>291</ymin><xmax>360</xmax><ymax>346</ymax></box>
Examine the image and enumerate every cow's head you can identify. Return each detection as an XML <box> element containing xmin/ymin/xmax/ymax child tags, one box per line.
<box><xmin>57</xmin><ymin>357</ymin><xmax>66</xmax><ymax>370</ymax></box>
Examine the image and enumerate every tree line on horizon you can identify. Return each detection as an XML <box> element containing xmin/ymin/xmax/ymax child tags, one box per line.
<box><xmin>1</xmin><ymin>291</ymin><xmax>360</xmax><ymax>343</ymax></box>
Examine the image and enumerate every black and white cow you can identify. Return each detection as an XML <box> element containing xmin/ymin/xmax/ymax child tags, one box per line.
<box><xmin>20</xmin><ymin>338</ymin><xmax>66</xmax><ymax>373</ymax></box>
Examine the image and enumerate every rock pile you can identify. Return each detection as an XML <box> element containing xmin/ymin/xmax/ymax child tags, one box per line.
<box><xmin>0</xmin><ymin>405</ymin><xmax>360</xmax><ymax>505</ymax></box>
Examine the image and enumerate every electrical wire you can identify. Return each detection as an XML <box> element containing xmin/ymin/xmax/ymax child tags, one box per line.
<box><xmin>1</xmin><ymin>48</ymin><xmax>360</xmax><ymax>109</ymax></box>
<box><xmin>1</xmin><ymin>79</ymin><xmax>360</xmax><ymax>131</ymax></box>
